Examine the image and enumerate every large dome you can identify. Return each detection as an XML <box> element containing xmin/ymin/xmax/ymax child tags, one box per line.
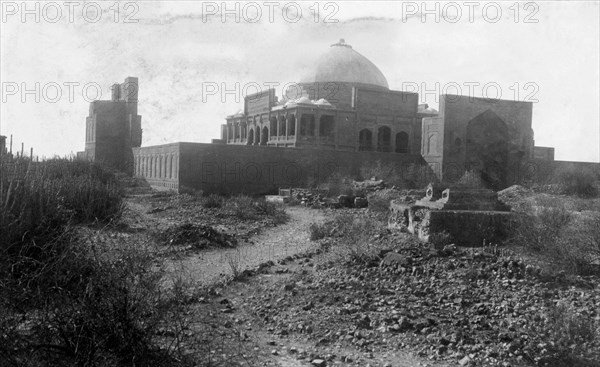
<box><xmin>300</xmin><ymin>39</ymin><xmax>389</xmax><ymax>89</ymax></box>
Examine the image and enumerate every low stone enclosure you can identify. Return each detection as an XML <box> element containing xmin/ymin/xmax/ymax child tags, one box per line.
<box><xmin>389</xmin><ymin>183</ymin><xmax>515</xmax><ymax>246</ymax></box>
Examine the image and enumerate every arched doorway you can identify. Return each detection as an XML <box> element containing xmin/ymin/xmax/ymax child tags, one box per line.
<box><xmin>377</xmin><ymin>126</ymin><xmax>391</xmax><ymax>152</ymax></box>
<box><xmin>261</xmin><ymin>126</ymin><xmax>269</xmax><ymax>146</ymax></box>
<box><xmin>358</xmin><ymin>129</ymin><xmax>373</xmax><ymax>151</ymax></box>
<box><xmin>466</xmin><ymin>109</ymin><xmax>509</xmax><ymax>190</ymax></box>
<box><xmin>395</xmin><ymin>131</ymin><xmax>409</xmax><ymax>153</ymax></box>
<box><xmin>247</xmin><ymin>128</ymin><xmax>254</xmax><ymax>145</ymax></box>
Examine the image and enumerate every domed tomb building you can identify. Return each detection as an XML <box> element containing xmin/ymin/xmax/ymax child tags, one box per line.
<box><xmin>221</xmin><ymin>40</ymin><xmax>432</xmax><ymax>154</ymax></box>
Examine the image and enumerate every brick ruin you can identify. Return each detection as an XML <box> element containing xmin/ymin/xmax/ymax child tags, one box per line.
<box><xmin>79</xmin><ymin>40</ymin><xmax>598</xmax><ymax>194</ymax></box>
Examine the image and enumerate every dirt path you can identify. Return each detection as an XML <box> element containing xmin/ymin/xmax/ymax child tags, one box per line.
<box><xmin>166</xmin><ymin>206</ymin><xmax>326</xmax><ymax>286</ymax></box>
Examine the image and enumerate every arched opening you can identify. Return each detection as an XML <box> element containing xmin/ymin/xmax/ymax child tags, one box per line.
<box><xmin>377</xmin><ymin>126</ymin><xmax>391</xmax><ymax>152</ymax></box>
<box><xmin>300</xmin><ymin>114</ymin><xmax>315</xmax><ymax>136</ymax></box>
<box><xmin>261</xmin><ymin>126</ymin><xmax>269</xmax><ymax>146</ymax></box>
<box><xmin>427</xmin><ymin>133</ymin><xmax>438</xmax><ymax>155</ymax></box>
<box><xmin>287</xmin><ymin>115</ymin><xmax>296</xmax><ymax>136</ymax></box>
<box><xmin>270</xmin><ymin>117</ymin><xmax>277</xmax><ymax>137</ymax></box>
<box><xmin>466</xmin><ymin>109</ymin><xmax>509</xmax><ymax>190</ymax></box>
<box><xmin>173</xmin><ymin>156</ymin><xmax>178</xmax><ymax>179</ymax></box>
<box><xmin>167</xmin><ymin>155</ymin><xmax>172</xmax><ymax>179</ymax></box>
<box><xmin>358</xmin><ymin>129</ymin><xmax>373</xmax><ymax>151</ymax></box>
<box><xmin>395</xmin><ymin>131</ymin><xmax>409</xmax><ymax>153</ymax></box>
<box><xmin>247</xmin><ymin>128</ymin><xmax>254</xmax><ymax>145</ymax></box>
<box><xmin>241</xmin><ymin>123</ymin><xmax>247</xmax><ymax>140</ymax></box>
<box><xmin>278</xmin><ymin>116</ymin><xmax>286</xmax><ymax>136</ymax></box>
<box><xmin>227</xmin><ymin>124</ymin><xmax>233</xmax><ymax>141</ymax></box>
<box><xmin>319</xmin><ymin>115</ymin><xmax>335</xmax><ymax>139</ymax></box>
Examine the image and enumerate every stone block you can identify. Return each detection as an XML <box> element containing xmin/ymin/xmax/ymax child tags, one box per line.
<box><xmin>417</xmin><ymin>210</ymin><xmax>516</xmax><ymax>246</ymax></box>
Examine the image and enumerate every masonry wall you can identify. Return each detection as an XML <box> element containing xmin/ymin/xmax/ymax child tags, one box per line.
<box><xmin>132</xmin><ymin>143</ymin><xmax>180</xmax><ymax>190</ymax></box>
<box><xmin>135</xmin><ymin>143</ymin><xmax>426</xmax><ymax>194</ymax></box>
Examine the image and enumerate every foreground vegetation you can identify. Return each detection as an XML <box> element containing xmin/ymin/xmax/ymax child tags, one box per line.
<box><xmin>0</xmin><ymin>159</ymin><xmax>174</xmax><ymax>366</ymax></box>
<box><xmin>0</xmin><ymin>157</ymin><xmax>290</xmax><ymax>366</ymax></box>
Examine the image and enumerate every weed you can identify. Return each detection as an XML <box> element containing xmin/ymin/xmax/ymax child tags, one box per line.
<box><xmin>201</xmin><ymin>193</ymin><xmax>224</xmax><ymax>208</ymax></box>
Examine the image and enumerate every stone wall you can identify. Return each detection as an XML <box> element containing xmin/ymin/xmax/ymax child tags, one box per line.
<box><xmin>132</xmin><ymin>143</ymin><xmax>179</xmax><ymax>190</ymax></box>
<box><xmin>134</xmin><ymin>142</ymin><xmax>427</xmax><ymax>194</ymax></box>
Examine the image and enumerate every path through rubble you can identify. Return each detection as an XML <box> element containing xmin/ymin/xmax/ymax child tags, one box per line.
<box><xmin>166</xmin><ymin>206</ymin><xmax>326</xmax><ymax>286</ymax></box>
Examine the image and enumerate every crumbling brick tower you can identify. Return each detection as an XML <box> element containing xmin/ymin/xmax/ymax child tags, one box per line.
<box><xmin>84</xmin><ymin>77</ymin><xmax>142</xmax><ymax>173</ymax></box>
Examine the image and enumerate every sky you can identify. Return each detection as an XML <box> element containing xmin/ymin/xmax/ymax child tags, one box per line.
<box><xmin>1</xmin><ymin>0</ymin><xmax>599</xmax><ymax>162</ymax></box>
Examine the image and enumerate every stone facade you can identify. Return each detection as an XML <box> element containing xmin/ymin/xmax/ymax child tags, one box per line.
<box><xmin>422</xmin><ymin>94</ymin><xmax>535</xmax><ymax>190</ymax></box>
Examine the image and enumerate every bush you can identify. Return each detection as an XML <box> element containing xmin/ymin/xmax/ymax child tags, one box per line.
<box><xmin>310</xmin><ymin>214</ymin><xmax>384</xmax><ymax>264</ymax></box>
<box><xmin>201</xmin><ymin>193</ymin><xmax>224</xmax><ymax>208</ymax></box>
<box><xmin>309</xmin><ymin>222</ymin><xmax>332</xmax><ymax>241</ymax></box>
<box><xmin>0</xmin><ymin>159</ymin><xmax>185</xmax><ymax>366</ymax></box>
<box><xmin>541</xmin><ymin>301</ymin><xmax>599</xmax><ymax>362</ymax></box>
<box><xmin>511</xmin><ymin>200</ymin><xmax>600</xmax><ymax>275</ymax></box>
<box><xmin>553</xmin><ymin>166</ymin><xmax>599</xmax><ymax>197</ymax></box>
<box><xmin>367</xmin><ymin>188</ymin><xmax>402</xmax><ymax>213</ymax></box>
<box><xmin>1</xmin><ymin>160</ymin><xmax>123</xmax><ymax>252</ymax></box>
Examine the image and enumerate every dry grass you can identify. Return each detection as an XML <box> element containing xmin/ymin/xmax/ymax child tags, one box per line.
<box><xmin>310</xmin><ymin>213</ymin><xmax>385</xmax><ymax>264</ymax></box>
<box><xmin>0</xmin><ymin>158</ymin><xmax>190</xmax><ymax>366</ymax></box>
<box><xmin>510</xmin><ymin>194</ymin><xmax>600</xmax><ymax>276</ymax></box>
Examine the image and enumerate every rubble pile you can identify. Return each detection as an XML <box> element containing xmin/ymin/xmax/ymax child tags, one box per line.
<box><xmin>160</xmin><ymin>223</ymin><xmax>237</xmax><ymax>250</ymax></box>
<box><xmin>291</xmin><ymin>188</ymin><xmax>331</xmax><ymax>208</ymax></box>
<box><xmin>246</xmin><ymin>244</ymin><xmax>600</xmax><ymax>366</ymax></box>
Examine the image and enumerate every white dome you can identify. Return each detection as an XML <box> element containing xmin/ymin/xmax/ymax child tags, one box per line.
<box><xmin>300</xmin><ymin>39</ymin><xmax>389</xmax><ymax>89</ymax></box>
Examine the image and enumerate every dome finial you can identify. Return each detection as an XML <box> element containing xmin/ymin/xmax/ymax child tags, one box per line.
<box><xmin>331</xmin><ymin>39</ymin><xmax>352</xmax><ymax>48</ymax></box>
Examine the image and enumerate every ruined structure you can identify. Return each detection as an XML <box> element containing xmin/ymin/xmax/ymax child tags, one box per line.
<box><xmin>81</xmin><ymin>77</ymin><xmax>142</xmax><ymax>173</ymax></box>
<box><xmin>80</xmin><ymin>40</ymin><xmax>598</xmax><ymax>194</ymax></box>
<box><xmin>389</xmin><ymin>183</ymin><xmax>514</xmax><ymax>246</ymax></box>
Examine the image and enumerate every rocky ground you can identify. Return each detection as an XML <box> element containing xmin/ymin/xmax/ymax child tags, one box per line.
<box><xmin>110</xmin><ymin>190</ymin><xmax>600</xmax><ymax>367</ymax></box>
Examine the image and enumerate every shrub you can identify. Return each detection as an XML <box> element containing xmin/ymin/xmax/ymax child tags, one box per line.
<box><xmin>201</xmin><ymin>193</ymin><xmax>224</xmax><ymax>208</ymax></box>
<box><xmin>510</xmin><ymin>200</ymin><xmax>600</xmax><ymax>275</ymax></box>
<box><xmin>541</xmin><ymin>301</ymin><xmax>599</xmax><ymax>361</ymax></box>
<box><xmin>1</xmin><ymin>160</ymin><xmax>123</xmax><ymax>252</ymax></box>
<box><xmin>0</xmin><ymin>159</ymin><xmax>185</xmax><ymax>366</ymax></box>
<box><xmin>429</xmin><ymin>230</ymin><xmax>453</xmax><ymax>250</ymax></box>
<box><xmin>309</xmin><ymin>222</ymin><xmax>331</xmax><ymax>241</ymax></box>
<box><xmin>226</xmin><ymin>249</ymin><xmax>243</xmax><ymax>280</ymax></box>
<box><xmin>553</xmin><ymin>165</ymin><xmax>599</xmax><ymax>197</ymax></box>
<box><xmin>367</xmin><ymin>188</ymin><xmax>402</xmax><ymax>213</ymax></box>
<box><xmin>225</xmin><ymin>195</ymin><xmax>257</xmax><ymax>220</ymax></box>
<box><xmin>310</xmin><ymin>214</ymin><xmax>384</xmax><ymax>264</ymax></box>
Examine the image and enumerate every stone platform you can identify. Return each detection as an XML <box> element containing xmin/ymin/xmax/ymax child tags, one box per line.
<box><xmin>389</xmin><ymin>184</ymin><xmax>515</xmax><ymax>246</ymax></box>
